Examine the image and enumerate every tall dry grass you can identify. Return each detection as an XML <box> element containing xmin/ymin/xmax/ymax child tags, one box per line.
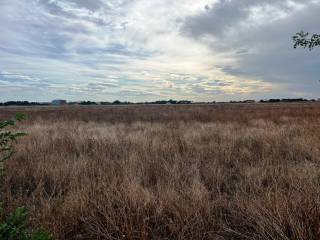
<box><xmin>1</xmin><ymin>103</ymin><xmax>320</xmax><ymax>239</ymax></box>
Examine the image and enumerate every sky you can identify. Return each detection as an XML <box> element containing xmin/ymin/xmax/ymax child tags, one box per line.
<box><xmin>0</xmin><ymin>0</ymin><xmax>320</xmax><ymax>102</ymax></box>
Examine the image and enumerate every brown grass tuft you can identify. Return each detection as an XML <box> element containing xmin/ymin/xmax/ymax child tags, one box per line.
<box><xmin>1</xmin><ymin>103</ymin><xmax>320</xmax><ymax>239</ymax></box>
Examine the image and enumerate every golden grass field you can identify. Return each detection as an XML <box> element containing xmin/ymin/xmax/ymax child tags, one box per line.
<box><xmin>1</xmin><ymin>103</ymin><xmax>320</xmax><ymax>239</ymax></box>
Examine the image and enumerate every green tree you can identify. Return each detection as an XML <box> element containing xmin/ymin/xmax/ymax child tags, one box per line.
<box><xmin>293</xmin><ymin>31</ymin><xmax>320</xmax><ymax>50</ymax></box>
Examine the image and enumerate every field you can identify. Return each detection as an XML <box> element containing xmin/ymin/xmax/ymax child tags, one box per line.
<box><xmin>1</xmin><ymin>103</ymin><xmax>320</xmax><ymax>240</ymax></box>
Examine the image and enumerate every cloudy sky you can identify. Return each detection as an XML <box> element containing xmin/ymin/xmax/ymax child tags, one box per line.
<box><xmin>0</xmin><ymin>0</ymin><xmax>319</xmax><ymax>102</ymax></box>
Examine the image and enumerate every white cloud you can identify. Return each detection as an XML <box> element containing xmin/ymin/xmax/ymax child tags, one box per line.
<box><xmin>0</xmin><ymin>0</ymin><xmax>318</xmax><ymax>101</ymax></box>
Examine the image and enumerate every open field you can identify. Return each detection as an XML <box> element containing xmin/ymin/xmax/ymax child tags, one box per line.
<box><xmin>1</xmin><ymin>103</ymin><xmax>320</xmax><ymax>239</ymax></box>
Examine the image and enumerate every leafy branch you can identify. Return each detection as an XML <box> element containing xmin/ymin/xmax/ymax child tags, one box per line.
<box><xmin>0</xmin><ymin>113</ymin><xmax>27</xmax><ymax>162</ymax></box>
<box><xmin>0</xmin><ymin>113</ymin><xmax>52</xmax><ymax>240</ymax></box>
<box><xmin>293</xmin><ymin>31</ymin><xmax>320</xmax><ymax>50</ymax></box>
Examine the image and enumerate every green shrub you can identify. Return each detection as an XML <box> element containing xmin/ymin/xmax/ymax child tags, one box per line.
<box><xmin>0</xmin><ymin>113</ymin><xmax>26</xmax><ymax>162</ymax></box>
<box><xmin>0</xmin><ymin>205</ymin><xmax>52</xmax><ymax>240</ymax></box>
<box><xmin>0</xmin><ymin>113</ymin><xmax>52</xmax><ymax>240</ymax></box>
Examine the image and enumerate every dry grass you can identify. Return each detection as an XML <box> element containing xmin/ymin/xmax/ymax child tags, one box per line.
<box><xmin>1</xmin><ymin>103</ymin><xmax>320</xmax><ymax>239</ymax></box>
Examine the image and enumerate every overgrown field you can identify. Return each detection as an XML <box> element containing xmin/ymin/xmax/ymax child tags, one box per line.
<box><xmin>1</xmin><ymin>103</ymin><xmax>320</xmax><ymax>240</ymax></box>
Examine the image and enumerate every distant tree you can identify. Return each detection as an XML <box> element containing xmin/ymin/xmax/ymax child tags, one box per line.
<box><xmin>0</xmin><ymin>101</ymin><xmax>48</xmax><ymax>106</ymax></box>
<box><xmin>80</xmin><ymin>101</ymin><xmax>97</xmax><ymax>105</ymax></box>
<box><xmin>100</xmin><ymin>101</ymin><xmax>111</xmax><ymax>105</ymax></box>
<box><xmin>168</xmin><ymin>99</ymin><xmax>177</xmax><ymax>104</ymax></box>
<box><xmin>293</xmin><ymin>31</ymin><xmax>320</xmax><ymax>50</ymax></box>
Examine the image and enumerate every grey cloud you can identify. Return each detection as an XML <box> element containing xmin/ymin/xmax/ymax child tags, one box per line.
<box><xmin>117</xmin><ymin>89</ymin><xmax>160</xmax><ymax>97</ymax></box>
<box><xmin>76</xmin><ymin>44</ymin><xmax>152</xmax><ymax>60</ymax></box>
<box><xmin>0</xmin><ymin>1</ymin><xmax>144</xmax><ymax>62</ymax></box>
<box><xmin>206</xmin><ymin>80</ymin><xmax>233</xmax><ymax>87</ymax></box>
<box><xmin>37</xmin><ymin>0</ymin><xmax>72</xmax><ymax>17</ymax></box>
<box><xmin>38</xmin><ymin>0</ymin><xmax>103</xmax><ymax>15</ymax></box>
<box><xmin>216</xmin><ymin>66</ymin><xmax>247</xmax><ymax>77</ymax></box>
<box><xmin>39</xmin><ymin>0</ymin><xmax>129</xmax><ymax>13</ymax></box>
<box><xmin>0</xmin><ymin>73</ymin><xmax>55</xmax><ymax>89</ymax></box>
<box><xmin>68</xmin><ymin>0</ymin><xmax>104</xmax><ymax>11</ymax></box>
<box><xmin>38</xmin><ymin>0</ymin><xmax>129</xmax><ymax>25</ymax></box>
<box><xmin>184</xmin><ymin>0</ymin><xmax>250</xmax><ymax>37</ymax></box>
<box><xmin>183</xmin><ymin>0</ymin><xmax>308</xmax><ymax>38</ymax></box>
<box><xmin>87</xmin><ymin>82</ymin><xmax>119</xmax><ymax>90</ymax></box>
<box><xmin>25</xmin><ymin>82</ymin><xmax>52</xmax><ymax>88</ymax></box>
<box><xmin>0</xmin><ymin>72</ymin><xmax>40</xmax><ymax>83</ymax></box>
<box><xmin>191</xmin><ymin>85</ymin><xmax>223</xmax><ymax>95</ymax></box>
<box><xmin>230</xmin><ymin>4</ymin><xmax>320</xmax><ymax>84</ymax></box>
<box><xmin>0</xmin><ymin>2</ymin><xmax>78</xmax><ymax>58</ymax></box>
<box><xmin>236</xmin><ymin>49</ymin><xmax>249</xmax><ymax>55</ymax></box>
<box><xmin>183</xmin><ymin>0</ymin><xmax>320</xmax><ymax>95</ymax></box>
<box><xmin>1</xmin><ymin>0</ymin><xmax>320</xmax><ymax>101</ymax></box>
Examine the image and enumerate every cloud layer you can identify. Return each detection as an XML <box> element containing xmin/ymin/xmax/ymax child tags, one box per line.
<box><xmin>1</xmin><ymin>0</ymin><xmax>319</xmax><ymax>101</ymax></box>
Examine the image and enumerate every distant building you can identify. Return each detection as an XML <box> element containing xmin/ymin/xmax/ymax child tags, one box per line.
<box><xmin>243</xmin><ymin>100</ymin><xmax>255</xmax><ymax>103</ymax></box>
<box><xmin>51</xmin><ymin>99</ymin><xmax>67</xmax><ymax>105</ymax></box>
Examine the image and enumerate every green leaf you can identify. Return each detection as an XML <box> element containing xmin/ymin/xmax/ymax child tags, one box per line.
<box><xmin>15</xmin><ymin>113</ymin><xmax>26</xmax><ymax>122</ymax></box>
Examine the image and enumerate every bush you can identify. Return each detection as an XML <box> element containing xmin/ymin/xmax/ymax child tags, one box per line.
<box><xmin>0</xmin><ymin>113</ymin><xmax>52</xmax><ymax>240</ymax></box>
<box><xmin>0</xmin><ymin>205</ymin><xmax>52</xmax><ymax>240</ymax></box>
<box><xmin>0</xmin><ymin>113</ymin><xmax>26</xmax><ymax>162</ymax></box>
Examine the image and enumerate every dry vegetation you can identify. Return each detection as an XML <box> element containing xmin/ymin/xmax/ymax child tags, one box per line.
<box><xmin>1</xmin><ymin>103</ymin><xmax>320</xmax><ymax>239</ymax></box>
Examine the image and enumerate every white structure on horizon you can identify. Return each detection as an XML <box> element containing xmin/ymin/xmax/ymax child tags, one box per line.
<box><xmin>51</xmin><ymin>99</ymin><xmax>67</xmax><ymax>105</ymax></box>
